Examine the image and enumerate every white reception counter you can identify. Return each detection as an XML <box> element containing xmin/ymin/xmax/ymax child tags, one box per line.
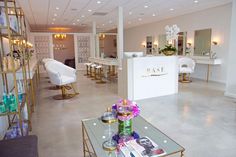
<box><xmin>120</xmin><ymin>56</ymin><xmax>178</xmax><ymax>100</ymax></box>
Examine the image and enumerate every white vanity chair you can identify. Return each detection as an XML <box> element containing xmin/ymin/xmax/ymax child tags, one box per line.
<box><xmin>178</xmin><ymin>57</ymin><xmax>196</xmax><ymax>83</ymax></box>
<box><xmin>45</xmin><ymin>60</ymin><xmax>79</xmax><ymax>100</ymax></box>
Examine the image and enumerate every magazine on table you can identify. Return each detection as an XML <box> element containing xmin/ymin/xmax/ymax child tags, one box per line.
<box><xmin>120</xmin><ymin>136</ymin><xmax>166</xmax><ymax>157</ymax></box>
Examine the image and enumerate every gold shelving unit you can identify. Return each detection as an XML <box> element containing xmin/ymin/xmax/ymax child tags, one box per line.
<box><xmin>0</xmin><ymin>0</ymin><xmax>32</xmax><ymax>134</ymax></box>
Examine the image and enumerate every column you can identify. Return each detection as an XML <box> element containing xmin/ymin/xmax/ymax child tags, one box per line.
<box><xmin>91</xmin><ymin>21</ymin><xmax>96</xmax><ymax>58</ymax></box>
<box><xmin>117</xmin><ymin>6</ymin><xmax>124</xmax><ymax>68</ymax></box>
<box><xmin>117</xmin><ymin>6</ymin><xmax>124</xmax><ymax>97</ymax></box>
<box><xmin>225</xmin><ymin>0</ymin><xmax>236</xmax><ymax>98</ymax></box>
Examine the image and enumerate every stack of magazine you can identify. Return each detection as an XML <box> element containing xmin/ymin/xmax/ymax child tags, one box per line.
<box><xmin>119</xmin><ymin>136</ymin><xmax>166</xmax><ymax>157</ymax></box>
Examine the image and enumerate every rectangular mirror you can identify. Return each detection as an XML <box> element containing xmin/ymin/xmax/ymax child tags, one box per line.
<box><xmin>194</xmin><ymin>29</ymin><xmax>212</xmax><ymax>56</ymax></box>
<box><xmin>158</xmin><ymin>34</ymin><xmax>167</xmax><ymax>54</ymax></box>
<box><xmin>177</xmin><ymin>32</ymin><xmax>187</xmax><ymax>56</ymax></box>
<box><xmin>146</xmin><ymin>36</ymin><xmax>153</xmax><ymax>55</ymax></box>
<box><xmin>96</xmin><ymin>33</ymin><xmax>117</xmax><ymax>58</ymax></box>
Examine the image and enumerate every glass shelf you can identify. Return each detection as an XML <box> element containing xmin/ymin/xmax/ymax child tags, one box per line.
<box><xmin>82</xmin><ymin>116</ymin><xmax>185</xmax><ymax>157</ymax></box>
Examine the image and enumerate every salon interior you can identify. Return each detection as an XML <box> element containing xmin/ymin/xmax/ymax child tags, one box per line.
<box><xmin>0</xmin><ymin>0</ymin><xmax>236</xmax><ymax>157</ymax></box>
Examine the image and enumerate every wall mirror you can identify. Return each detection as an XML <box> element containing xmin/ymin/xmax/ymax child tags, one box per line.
<box><xmin>158</xmin><ymin>34</ymin><xmax>167</xmax><ymax>53</ymax></box>
<box><xmin>177</xmin><ymin>32</ymin><xmax>187</xmax><ymax>56</ymax></box>
<box><xmin>146</xmin><ymin>36</ymin><xmax>153</xmax><ymax>54</ymax></box>
<box><xmin>96</xmin><ymin>33</ymin><xmax>117</xmax><ymax>58</ymax></box>
<box><xmin>194</xmin><ymin>29</ymin><xmax>212</xmax><ymax>56</ymax></box>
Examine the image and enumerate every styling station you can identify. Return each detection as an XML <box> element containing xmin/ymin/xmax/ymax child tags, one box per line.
<box><xmin>120</xmin><ymin>55</ymin><xmax>178</xmax><ymax>100</ymax></box>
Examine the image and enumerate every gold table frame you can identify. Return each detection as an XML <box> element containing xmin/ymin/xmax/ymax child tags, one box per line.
<box><xmin>82</xmin><ymin>117</ymin><xmax>185</xmax><ymax>157</ymax></box>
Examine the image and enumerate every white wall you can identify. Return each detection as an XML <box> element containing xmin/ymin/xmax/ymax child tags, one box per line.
<box><xmin>124</xmin><ymin>4</ymin><xmax>232</xmax><ymax>83</ymax></box>
<box><xmin>225</xmin><ymin>0</ymin><xmax>236</xmax><ymax>98</ymax></box>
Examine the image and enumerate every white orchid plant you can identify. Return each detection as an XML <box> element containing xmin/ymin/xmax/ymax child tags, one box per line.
<box><xmin>165</xmin><ymin>24</ymin><xmax>180</xmax><ymax>43</ymax></box>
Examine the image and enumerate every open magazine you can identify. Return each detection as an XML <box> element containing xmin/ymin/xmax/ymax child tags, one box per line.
<box><xmin>119</xmin><ymin>136</ymin><xmax>166</xmax><ymax>157</ymax></box>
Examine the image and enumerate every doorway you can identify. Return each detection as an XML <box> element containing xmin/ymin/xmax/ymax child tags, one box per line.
<box><xmin>53</xmin><ymin>34</ymin><xmax>75</xmax><ymax>68</ymax></box>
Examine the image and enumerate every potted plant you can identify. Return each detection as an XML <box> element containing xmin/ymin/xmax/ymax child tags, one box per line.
<box><xmin>160</xmin><ymin>45</ymin><xmax>177</xmax><ymax>56</ymax></box>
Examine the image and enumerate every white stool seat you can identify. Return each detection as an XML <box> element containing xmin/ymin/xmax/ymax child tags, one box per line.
<box><xmin>84</xmin><ymin>63</ymin><xmax>92</xmax><ymax>66</ymax></box>
<box><xmin>91</xmin><ymin>64</ymin><xmax>97</xmax><ymax>67</ymax></box>
<box><xmin>96</xmin><ymin>65</ymin><xmax>102</xmax><ymax>69</ymax></box>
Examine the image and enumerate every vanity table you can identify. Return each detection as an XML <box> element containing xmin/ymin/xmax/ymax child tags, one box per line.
<box><xmin>191</xmin><ymin>56</ymin><xmax>222</xmax><ymax>82</ymax></box>
<box><xmin>88</xmin><ymin>57</ymin><xmax>118</xmax><ymax>66</ymax></box>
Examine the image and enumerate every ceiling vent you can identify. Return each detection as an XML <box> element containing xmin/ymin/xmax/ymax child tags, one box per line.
<box><xmin>92</xmin><ymin>12</ymin><xmax>108</xmax><ymax>16</ymax></box>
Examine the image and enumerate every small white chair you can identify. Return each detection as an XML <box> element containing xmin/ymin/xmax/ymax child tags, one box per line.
<box><xmin>178</xmin><ymin>57</ymin><xmax>195</xmax><ymax>83</ymax></box>
<box><xmin>45</xmin><ymin>60</ymin><xmax>79</xmax><ymax>100</ymax></box>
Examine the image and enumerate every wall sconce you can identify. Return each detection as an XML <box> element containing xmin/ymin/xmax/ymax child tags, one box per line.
<box><xmin>141</xmin><ymin>42</ymin><xmax>146</xmax><ymax>48</ymax></box>
<box><xmin>153</xmin><ymin>41</ymin><xmax>158</xmax><ymax>47</ymax></box>
<box><xmin>212</xmin><ymin>41</ymin><xmax>218</xmax><ymax>45</ymax></box>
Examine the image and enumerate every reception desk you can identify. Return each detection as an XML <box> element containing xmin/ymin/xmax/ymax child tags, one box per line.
<box><xmin>120</xmin><ymin>56</ymin><xmax>178</xmax><ymax>100</ymax></box>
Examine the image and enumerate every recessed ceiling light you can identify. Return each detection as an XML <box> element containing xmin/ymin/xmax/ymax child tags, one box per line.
<box><xmin>144</xmin><ymin>5</ymin><xmax>148</xmax><ymax>8</ymax></box>
<box><xmin>81</xmin><ymin>15</ymin><xmax>85</xmax><ymax>18</ymax></box>
<box><xmin>73</xmin><ymin>23</ymin><xmax>75</xmax><ymax>25</ymax></box>
<box><xmin>102</xmin><ymin>23</ymin><xmax>105</xmax><ymax>26</ymax></box>
<box><xmin>54</xmin><ymin>13</ymin><xmax>57</xmax><ymax>16</ymax></box>
<box><xmin>88</xmin><ymin>9</ymin><xmax>92</xmax><ymax>12</ymax></box>
<box><xmin>194</xmin><ymin>0</ymin><xmax>199</xmax><ymax>3</ymax></box>
<box><xmin>170</xmin><ymin>8</ymin><xmax>174</xmax><ymax>11</ymax></box>
<box><xmin>56</xmin><ymin>7</ymin><xmax>59</xmax><ymax>10</ymax></box>
<box><xmin>129</xmin><ymin>11</ymin><xmax>132</xmax><ymax>15</ymax></box>
<box><xmin>77</xmin><ymin>19</ymin><xmax>80</xmax><ymax>22</ymax></box>
<box><xmin>53</xmin><ymin>18</ymin><xmax>56</xmax><ymax>21</ymax></box>
<box><xmin>152</xmin><ymin>13</ymin><xmax>156</xmax><ymax>16</ymax></box>
<box><xmin>138</xmin><ymin>18</ymin><xmax>142</xmax><ymax>21</ymax></box>
<box><xmin>97</xmin><ymin>1</ymin><xmax>101</xmax><ymax>4</ymax></box>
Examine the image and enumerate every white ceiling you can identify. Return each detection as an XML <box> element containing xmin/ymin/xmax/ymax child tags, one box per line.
<box><xmin>16</xmin><ymin>0</ymin><xmax>232</xmax><ymax>32</ymax></box>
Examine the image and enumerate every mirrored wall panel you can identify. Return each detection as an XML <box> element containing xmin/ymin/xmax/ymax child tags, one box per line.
<box><xmin>96</xmin><ymin>33</ymin><xmax>117</xmax><ymax>58</ymax></box>
<box><xmin>177</xmin><ymin>32</ymin><xmax>187</xmax><ymax>55</ymax></box>
<box><xmin>194</xmin><ymin>29</ymin><xmax>212</xmax><ymax>56</ymax></box>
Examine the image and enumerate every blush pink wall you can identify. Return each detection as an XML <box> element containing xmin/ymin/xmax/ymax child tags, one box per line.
<box><xmin>53</xmin><ymin>34</ymin><xmax>75</xmax><ymax>63</ymax></box>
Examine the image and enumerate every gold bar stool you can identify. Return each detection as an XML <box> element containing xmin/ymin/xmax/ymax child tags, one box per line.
<box><xmin>94</xmin><ymin>65</ymin><xmax>101</xmax><ymax>80</ymax></box>
<box><xmin>90</xmin><ymin>64</ymin><xmax>97</xmax><ymax>80</ymax></box>
<box><xmin>96</xmin><ymin>65</ymin><xmax>106</xmax><ymax>84</ymax></box>
<box><xmin>84</xmin><ymin>63</ymin><xmax>92</xmax><ymax>76</ymax></box>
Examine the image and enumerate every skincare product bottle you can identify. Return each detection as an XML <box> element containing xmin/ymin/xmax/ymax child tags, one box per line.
<box><xmin>0</xmin><ymin>102</ymin><xmax>6</xmax><ymax>113</ymax></box>
<box><xmin>17</xmin><ymin>80</ymin><xmax>23</xmax><ymax>102</ymax></box>
<box><xmin>3</xmin><ymin>92</ymin><xmax>8</xmax><ymax>111</ymax></box>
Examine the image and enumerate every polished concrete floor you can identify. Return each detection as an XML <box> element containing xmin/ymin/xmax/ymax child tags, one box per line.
<box><xmin>32</xmin><ymin>72</ymin><xmax>236</xmax><ymax>157</ymax></box>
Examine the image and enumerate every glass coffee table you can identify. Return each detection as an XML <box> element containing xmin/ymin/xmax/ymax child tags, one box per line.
<box><xmin>82</xmin><ymin>116</ymin><xmax>185</xmax><ymax>157</ymax></box>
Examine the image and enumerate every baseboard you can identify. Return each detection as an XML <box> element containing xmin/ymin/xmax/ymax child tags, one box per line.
<box><xmin>192</xmin><ymin>76</ymin><xmax>225</xmax><ymax>84</ymax></box>
<box><xmin>224</xmin><ymin>92</ymin><xmax>236</xmax><ymax>99</ymax></box>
